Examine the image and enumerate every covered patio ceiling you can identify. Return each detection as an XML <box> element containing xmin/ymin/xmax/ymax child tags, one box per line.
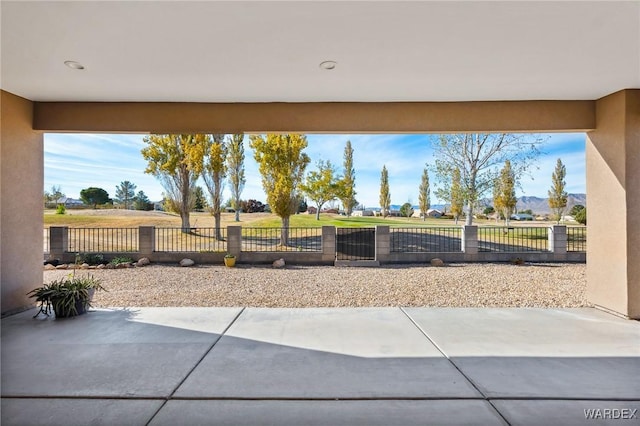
<box><xmin>2</xmin><ymin>1</ymin><xmax>639</xmax><ymax>104</ymax></box>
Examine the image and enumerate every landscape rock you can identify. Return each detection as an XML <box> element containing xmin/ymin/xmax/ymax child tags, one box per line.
<box><xmin>430</xmin><ymin>258</ymin><xmax>445</xmax><ymax>267</ymax></box>
<box><xmin>44</xmin><ymin>259</ymin><xmax>60</xmax><ymax>267</ymax></box>
<box><xmin>81</xmin><ymin>263</ymin><xmax>90</xmax><ymax>269</ymax></box>
<box><xmin>44</xmin><ymin>264</ymin><xmax>56</xmax><ymax>271</ymax></box>
<box><xmin>96</xmin><ymin>264</ymin><xmax>106</xmax><ymax>269</ymax></box>
<box><xmin>272</xmin><ymin>258</ymin><xmax>286</xmax><ymax>269</ymax></box>
<box><xmin>105</xmin><ymin>263</ymin><xmax>116</xmax><ymax>270</ymax></box>
<box><xmin>136</xmin><ymin>257</ymin><xmax>151</xmax><ymax>267</ymax></box>
<box><xmin>116</xmin><ymin>262</ymin><xmax>130</xmax><ymax>269</ymax></box>
<box><xmin>180</xmin><ymin>258</ymin><xmax>195</xmax><ymax>267</ymax></box>
<box><xmin>55</xmin><ymin>264</ymin><xmax>68</xmax><ymax>270</ymax></box>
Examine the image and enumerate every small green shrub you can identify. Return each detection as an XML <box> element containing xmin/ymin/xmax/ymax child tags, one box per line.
<box><xmin>27</xmin><ymin>274</ymin><xmax>105</xmax><ymax>318</ymax></box>
<box><xmin>75</xmin><ymin>253</ymin><xmax>105</xmax><ymax>265</ymax></box>
<box><xmin>56</xmin><ymin>204</ymin><xmax>66</xmax><ymax>215</ymax></box>
<box><xmin>109</xmin><ymin>256</ymin><xmax>133</xmax><ymax>265</ymax></box>
<box><xmin>574</xmin><ymin>207</ymin><xmax>587</xmax><ymax>225</ymax></box>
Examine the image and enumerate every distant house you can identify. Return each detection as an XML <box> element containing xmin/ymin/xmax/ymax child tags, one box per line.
<box><xmin>56</xmin><ymin>197</ymin><xmax>84</xmax><ymax>207</ymax></box>
<box><xmin>412</xmin><ymin>208</ymin><xmax>443</xmax><ymax>218</ymax></box>
<box><xmin>352</xmin><ymin>209</ymin><xmax>374</xmax><ymax>217</ymax></box>
<box><xmin>510</xmin><ymin>213</ymin><xmax>534</xmax><ymax>221</ymax></box>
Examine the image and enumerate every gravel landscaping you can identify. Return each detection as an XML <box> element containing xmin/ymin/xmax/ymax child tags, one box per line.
<box><xmin>42</xmin><ymin>263</ymin><xmax>588</xmax><ymax>308</ymax></box>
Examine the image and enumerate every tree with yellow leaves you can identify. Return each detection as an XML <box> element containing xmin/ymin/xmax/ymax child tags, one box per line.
<box><xmin>249</xmin><ymin>134</ymin><xmax>310</xmax><ymax>245</ymax></box>
<box><xmin>202</xmin><ymin>134</ymin><xmax>226</xmax><ymax>240</ymax></box>
<box><xmin>141</xmin><ymin>134</ymin><xmax>208</xmax><ymax>233</ymax></box>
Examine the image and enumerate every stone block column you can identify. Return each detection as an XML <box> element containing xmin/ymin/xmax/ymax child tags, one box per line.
<box><xmin>49</xmin><ymin>226</ymin><xmax>69</xmax><ymax>260</ymax></box>
<box><xmin>138</xmin><ymin>226</ymin><xmax>155</xmax><ymax>258</ymax></box>
<box><xmin>226</xmin><ymin>226</ymin><xmax>242</xmax><ymax>258</ymax></box>
<box><xmin>548</xmin><ymin>225</ymin><xmax>567</xmax><ymax>259</ymax></box>
<box><xmin>462</xmin><ymin>226</ymin><xmax>478</xmax><ymax>255</ymax></box>
<box><xmin>375</xmin><ymin>225</ymin><xmax>390</xmax><ymax>263</ymax></box>
<box><xmin>321</xmin><ymin>226</ymin><xmax>336</xmax><ymax>262</ymax></box>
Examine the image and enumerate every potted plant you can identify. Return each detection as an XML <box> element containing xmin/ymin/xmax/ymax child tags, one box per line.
<box><xmin>27</xmin><ymin>274</ymin><xmax>105</xmax><ymax>318</ymax></box>
<box><xmin>223</xmin><ymin>253</ymin><xmax>236</xmax><ymax>267</ymax></box>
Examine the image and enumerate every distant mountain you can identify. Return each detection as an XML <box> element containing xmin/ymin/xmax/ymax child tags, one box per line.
<box><xmin>515</xmin><ymin>193</ymin><xmax>586</xmax><ymax>215</ymax></box>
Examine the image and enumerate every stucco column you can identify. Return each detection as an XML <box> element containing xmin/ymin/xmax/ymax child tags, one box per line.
<box><xmin>462</xmin><ymin>226</ymin><xmax>478</xmax><ymax>256</ymax></box>
<box><xmin>549</xmin><ymin>225</ymin><xmax>567</xmax><ymax>260</ymax></box>
<box><xmin>1</xmin><ymin>91</ymin><xmax>44</xmax><ymax>315</ymax></box>
<box><xmin>139</xmin><ymin>226</ymin><xmax>155</xmax><ymax>258</ymax></box>
<box><xmin>586</xmin><ymin>89</ymin><xmax>640</xmax><ymax>319</ymax></box>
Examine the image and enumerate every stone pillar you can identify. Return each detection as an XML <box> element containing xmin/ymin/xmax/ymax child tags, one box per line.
<box><xmin>462</xmin><ymin>226</ymin><xmax>478</xmax><ymax>255</ymax></box>
<box><xmin>321</xmin><ymin>226</ymin><xmax>336</xmax><ymax>262</ymax></box>
<box><xmin>227</xmin><ymin>226</ymin><xmax>242</xmax><ymax>258</ymax></box>
<box><xmin>587</xmin><ymin>89</ymin><xmax>640</xmax><ymax>319</ymax></box>
<box><xmin>1</xmin><ymin>91</ymin><xmax>44</xmax><ymax>314</ymax></box>
<box><xmin>549</xmin><ymin>225</ymin><xmax>567</xmax><ymax>259</ymax></box>
<box><xmin>49</xmin><ymin>227</ymin><xmax>69</xmax><ymax>259</ymax></box>
<box><xmin>375</xmin><ymin>225</ymin><xmax>390</xmax><ymax>263</ymax></box>
<box><xmin>139</xmin><ymin>226</ymin><xmax>155</xmax><ymax>258</ymax></box>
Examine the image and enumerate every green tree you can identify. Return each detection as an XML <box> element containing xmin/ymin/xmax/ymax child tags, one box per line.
<box><xmin>569</xmin><ymin>204</ymin><xmax>585</xmax><ymax>217</ymax></box>
<box><xmin>548</xmin><ymin>158</ymin><xmax>568</xmax><ymax>224</ymax></box>
<box><xmin>338</xmin><ymin>140</ymin><xmax>357</xmax><ymax>217</ymax></box>
<box><xmin>400</xmin><ymin>202</ymin><xmax>414</xmax><ymax>218</ymax></box>
<box><xmin>301</xmin><ymin>159</ymin><xmax>340</xmax><ymax>220</ymax></box>
<box><xmin>494</xmin><ymin>160</ymin><xmax>518</xmax><ymax>225</ymax></box>
<box><xmin>193</xmin><ymin>186</ymin><xmax>208</xmax><ymax>211</ymax></box>
<box><xmin>114</xmin><ymin>180</ymin><xmax>137</xmax><ymax>209</ymax></box>
<box><xmin>432</xmin><ymin>133</ymin><xmax>544</xmax><ymax>225</ymax></box>
<box><xmin>418</xmin><ymin>167</ymin><xmax>430</xmax><ymax>221</ymax></box>
<box><xmin>249</xmin><ymin>134</ymin><xmax>310</xmax><ymax>245</ymax></box>
<box><xmin>80</xmin><ymin>187</ymin><xmax>110</xmax><ymax>209</ymax></box>
<box><xmin>574</xmin><ymin>207</ymin><xmax>587</xmax><ymax>225</ymax></box>
<box><xmin>202</xmin><ymin>134</ymin><xmax>226</xmax><ymax>239</ymax></box>
<box><xmin>226</xmin><ymin>133</ymin><xmax>246</xmax><ymax>222</ymax></box>
<box><xmin>450</xmin><ymin>168</ymin><xmax>464</xmax><ymax>224</ymax></box>
<box><xmin>141</xmin><ymin>134</ymin><xmax>207</xmax><ymax>232</ymax></box>
<box><xmin>379</xmin><ymin>165</ymin><xmax>391</xmax><ymax>217</ymax></box>
<box><xmin>133</xmin><ymin>190</ymin><xmax>153</xmax><ymax>210</ymax></box>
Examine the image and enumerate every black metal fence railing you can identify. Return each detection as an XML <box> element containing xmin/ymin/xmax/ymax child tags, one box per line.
<box><xmin>155</xmin><ymin>227</ymin><xmax>227</xmax><ymax>252</ymax></box>
<box><xmin>390</xmin><ymin>227</ymin><xmax>462</xmax><ymax>252</ymax></box>
<box><xmin>567</xmin><ymin>227</ymin><xmax>587</xmax><ymax>252</ymax></box>
<box><xmin>241</xmin><ymin>227</ymin><xmax>322</xmax><ymax>252</ymax></box>
<box><xmin>478</xmin><ymin>226</ymin><xmax>549</xmax><ymax>252</ymax></box>
<box><xmin>68</xmin><ymin>228</ymin><xmax>139</xmax><ymax>253</ymax></box>
<box><xmin>336</xmin><ymin>227</ymin><xmax>376</xmax><ymax>260</ymax></box>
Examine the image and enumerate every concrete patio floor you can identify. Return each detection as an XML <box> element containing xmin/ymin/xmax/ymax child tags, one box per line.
<box><xmin>1</xmin><ymin>307</ymin><xmax>638</xmax><ymax>425</ymax></box>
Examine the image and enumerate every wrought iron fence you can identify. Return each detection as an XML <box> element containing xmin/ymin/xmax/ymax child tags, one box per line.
<box><xmin>68</xmin><ymin>228</ymin><xmax>139</xmax><ymax>252</ymax></box>
<box><xmin>241</xmin><ymin>227</ymin><xmax>322</xmax><ymax>252</ymax></box>
<box><xmin>566</xmin><ymin>227</ymin><xmax>587</xmax><ymax>252</ymax></box>
<box><xmin>478</xmin><ymin>226</ymin><xmax>549</xmax><ymax>252</ymax></box>
<box><xmin>155</xmin><ymin>227</ymin><xmax>227</xmax><ymax>252</ymax></box>
<box><xmin>390</xmin><ymin>227</ymin><xmax>462</xmax><ymax>252</ymax></box>
<box><xmin>336</xmin><ymin>227</ymin><xmax>376</xmax><ymax>260</ymax></box>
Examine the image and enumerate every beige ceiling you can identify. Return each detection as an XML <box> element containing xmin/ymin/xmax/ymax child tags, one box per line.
<box><xmin>1</xmin><ymin>1</ymin><xmax>639</xmax><ymax>103</ymax></box>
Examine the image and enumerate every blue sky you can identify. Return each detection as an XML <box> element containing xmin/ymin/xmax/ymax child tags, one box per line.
<box><xmin>44</xmin><ymin>133</ymin><xmax>586</xmax><ymax>207</ymax></box>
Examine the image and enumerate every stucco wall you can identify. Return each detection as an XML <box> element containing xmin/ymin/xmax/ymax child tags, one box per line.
<box><xmin>1</xmin><ymin>91</ymin><xmax>43</xmax><ymax>314</ymax></box>
<box><xmin>586</xmin><ymin>90</ymin><xmax>640</xmax><ymax>318</ymax></box>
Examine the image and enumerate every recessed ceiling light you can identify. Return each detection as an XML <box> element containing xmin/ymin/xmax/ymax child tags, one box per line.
<box><xmin>64</xmin><ymin>61</ymin><xmax>85</xmax><ymax>70</ymax></box>
<box><xmin>319</xmin><ymin>60</ymin><xmax>337</xmax><ymax>70</ymax></box>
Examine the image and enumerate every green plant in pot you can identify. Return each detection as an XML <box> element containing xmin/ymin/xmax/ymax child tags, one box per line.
<box><xmin>27</xmin><ymin>274</ymin><xmax>105</xmax><ymax>318</ymax></box>
<box><xmin>224</xmin><ymin>253</ymin><xmax>236</xmax><ymax>267</ymax></box>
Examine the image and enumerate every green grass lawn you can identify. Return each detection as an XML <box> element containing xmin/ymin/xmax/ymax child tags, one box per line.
<box><xmin>241</xmin><ymin>213</ymin><xmax>454</xmax><ymax>228</ymax></box>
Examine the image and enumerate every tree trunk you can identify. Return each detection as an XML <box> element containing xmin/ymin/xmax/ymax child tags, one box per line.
<box><xmin>465</xmin><ymin>205</ymin><xmax>474</xmax><ymax>226</ymax></box>
<box><xmin>280</xmin><ymin>216</ymin><xmax>290</xmax><ymax>246</ymax></box>
<box><xmin>315</xmin><ymin>207</ymin><xmax>321</xmax><ymax>221</ymax></box>
<box><xmin>234</xmin><ymin>209</ymin><xmax>240</xmax><ymax>222</ymax></box>
<box><xmin>214</xmin><ymin>211</ymin><xmax>222</xmax><ymax>240</ymax></box>
<box><xmin>181</xmin><ymin>212</ymin><xmax>190</xmax><ymax>234</ymax></box>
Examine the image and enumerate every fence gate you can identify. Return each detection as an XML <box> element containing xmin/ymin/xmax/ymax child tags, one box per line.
<box><xmin>335</xmin><ymin>227</ymin><xmax>376</xmax><ymax>260</ymax></box>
